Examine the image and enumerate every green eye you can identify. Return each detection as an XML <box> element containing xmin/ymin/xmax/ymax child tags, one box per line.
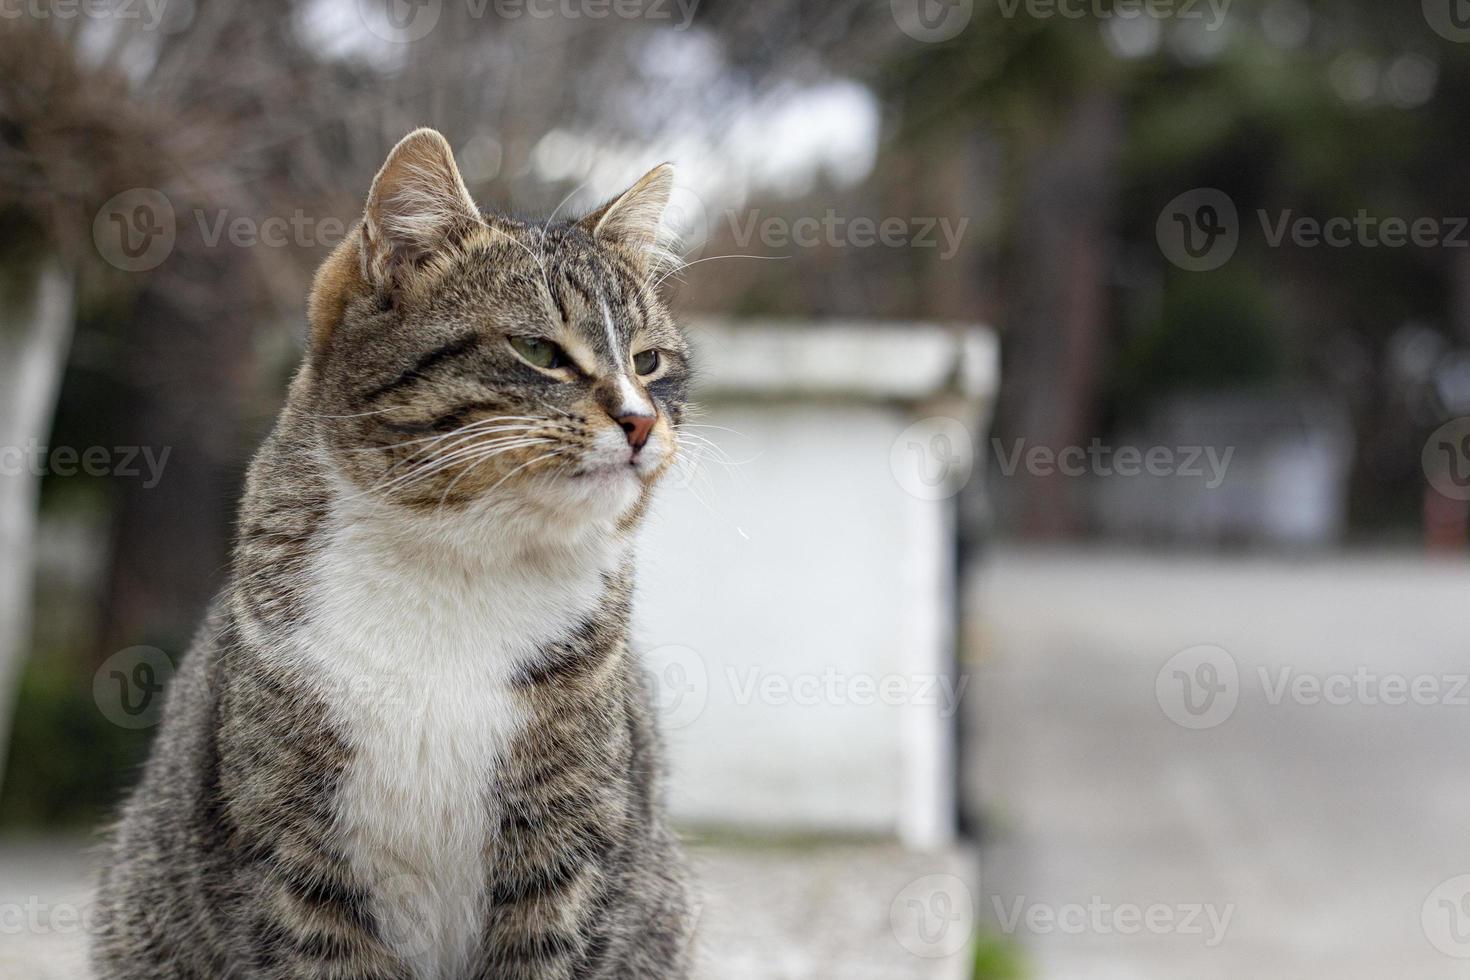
<box><xmin>510</xmin><ymin>336</ymin><xmax>566</xmax><ymax>370</ymax></box>
<box><xmin>633</xmin><ymin>349</ymin><xmax>661</xmax><ymax>376</ymax></box>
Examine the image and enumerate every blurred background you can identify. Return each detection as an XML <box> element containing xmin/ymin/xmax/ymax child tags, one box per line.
<box><xmin>5</xmin><ymin>0</ymin><xmax>1470</xmax><ymax>977</ymax></box>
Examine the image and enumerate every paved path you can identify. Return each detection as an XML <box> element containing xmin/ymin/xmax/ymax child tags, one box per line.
<box><xmin>0</xmin><ymin>838</ymin><xmax>973</xmax><ymax>980</ymax></box>
<box><xmin>967</xmin><ymin>548</ymin><xmax>1470</xmax><ymax>979</ymax></box>
<box><xmin>0</xmin><ymin>837</ymin><xmax>94</xmax><ymax>979</ymax></box>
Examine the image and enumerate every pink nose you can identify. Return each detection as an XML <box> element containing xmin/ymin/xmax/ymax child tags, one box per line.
<box><xmin>616</xmin><ymin>413</ymin><xmax>655</xmax><ymax>452</ymax></box>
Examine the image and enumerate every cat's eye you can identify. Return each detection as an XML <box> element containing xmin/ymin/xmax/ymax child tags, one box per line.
<box><xmin>633</xmin><ymin>349</ymin><xmax>661</xmax><ymax>376</ymax></box>
<box><xmin>510</xmin><ymin>336</ymin><xmax>566</xmax><ymax>370</ymax></box>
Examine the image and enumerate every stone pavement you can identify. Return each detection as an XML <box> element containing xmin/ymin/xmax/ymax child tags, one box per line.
<box><xmin>0</xmin><ymin>837</ymin><xmax>975</xmax><ymax>980</ymax></box>
<box><xmin>0</xmin><ymin>836</ymin><xmax>93</xmax><ymax>980</ymax></box>
<box><xmin>966</xmin><ymin>548</ymin><xmax>1470</xmax><ymax>979</ymax></box>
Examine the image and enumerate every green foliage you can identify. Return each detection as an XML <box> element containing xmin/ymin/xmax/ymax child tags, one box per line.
<box><xmin>973</xmin><ymin>931</ymin><xmax>1029</xmax><ymax>980</ymax></box>
<box><xmin>1112</xmin><ymin>269</ymin><xmax>1284</xmax><ymax>421</ymax></box>
<box><xmin>0</xmin><ymin>646</ymin><xmax>153</xmax><ymax>829</ymax></box>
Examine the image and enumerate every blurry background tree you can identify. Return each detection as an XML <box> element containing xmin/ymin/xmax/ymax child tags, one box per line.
<box><xmin>4</xmin><ymin>0</ymin><xmax>1470</xmax><ymax>824</ymax></box>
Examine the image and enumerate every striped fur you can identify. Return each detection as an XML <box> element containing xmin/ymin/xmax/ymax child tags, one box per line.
<box><xmin>93</xmin><ymin>130</ymin><xmax>694</xmax><ymax>979</ymax></box>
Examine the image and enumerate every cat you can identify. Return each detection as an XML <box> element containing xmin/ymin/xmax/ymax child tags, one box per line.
<box><xmin>92</xmin><ymin>128</ymin><xmax>694</xmax><ymax>980</ymax></box>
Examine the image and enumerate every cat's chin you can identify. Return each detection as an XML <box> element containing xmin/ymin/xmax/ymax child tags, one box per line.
<box><xmin>540</xmin><ymin>463</ymin><xmax>645</xmax><ymax>518</ymax></box>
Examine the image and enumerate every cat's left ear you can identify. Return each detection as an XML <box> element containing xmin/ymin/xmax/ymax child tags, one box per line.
<box><xmin>578</xmin><ymin>164</ymin><xmax>675</xmax><ymax>273</ymax></box>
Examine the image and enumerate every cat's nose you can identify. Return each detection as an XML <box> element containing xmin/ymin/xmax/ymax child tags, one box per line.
<box><xmin>616</xmin><ymin>412</ymin><xmax>655</xmax><ymax>452</ymax></box>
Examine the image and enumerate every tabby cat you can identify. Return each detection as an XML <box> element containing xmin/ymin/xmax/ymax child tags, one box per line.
<box><xmin>93</xmin><ymin>128</ymin><xmax>694</xmax><ymax>980</ymax></box>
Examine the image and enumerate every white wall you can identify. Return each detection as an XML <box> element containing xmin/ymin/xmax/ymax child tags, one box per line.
<box><xmin>636</xmin><ymin>400</ymin><xmax>959</xmax><ymax>846</ymax></box>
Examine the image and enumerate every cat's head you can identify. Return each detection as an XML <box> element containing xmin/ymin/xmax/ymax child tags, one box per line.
<box><xmin>301</xmin><ymin>129</ymin><xmax>690</xmax><ymax>532</ymax></box>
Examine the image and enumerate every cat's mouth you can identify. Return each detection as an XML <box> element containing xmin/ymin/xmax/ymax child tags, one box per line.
<box><xmin>569</xmin><ymin>457</ymin><xmax>643</xmax><ymax>481</ymax></box>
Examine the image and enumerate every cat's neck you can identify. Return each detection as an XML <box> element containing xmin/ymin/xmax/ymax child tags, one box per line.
<box><xmin>321</xmin><ymin>461</ymin><xmax>625</xmax><ymax>579</ymax></box>
<box><xmin>231</xmin><ymin>429</ymin><xmax>630</xmax><ymax>661</ymax></box>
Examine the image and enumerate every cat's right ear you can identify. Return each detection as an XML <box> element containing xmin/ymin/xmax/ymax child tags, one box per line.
<box><xmin>361</xmin><ymin>128</ymin><xmax>479</xmax><ymax>289</ymax></box>
<box><xmin>308</xmin><ymin>129</ymin><xmax>478</xmax><ymax>349</ymax></box>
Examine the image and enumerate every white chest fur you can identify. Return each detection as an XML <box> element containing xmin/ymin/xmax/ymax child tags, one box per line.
<box><xmin>295</xmin><ymin>494</ymin><xmax>615</xmax><ymax>980</ymax></box>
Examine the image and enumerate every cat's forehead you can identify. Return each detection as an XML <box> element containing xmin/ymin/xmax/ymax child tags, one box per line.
<box><xmin>467</xmin><ymin>219</ymin><xmax>681</xmax><ymax>354</ymax></box>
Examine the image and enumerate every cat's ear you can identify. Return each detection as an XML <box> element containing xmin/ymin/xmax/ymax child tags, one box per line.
<box><xmin>360</xmin><ymin>128</ymin><xmax>479</xmax><ymax>289</ymax></box>
<box><xmin>578</xmin><ymin>163</ymin><xmax>675</xmax><ymax>272</ymax></box>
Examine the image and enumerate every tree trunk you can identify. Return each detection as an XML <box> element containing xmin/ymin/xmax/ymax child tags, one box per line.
<box><xmin>0</xmin><ymin>252</ymin><xmax>75</xmax><ymax>794</ymax></box>
<box><xmin>1000</xmin><ymin>90</ymin><xmax>1122</xmax><ymax>538</ymax></box>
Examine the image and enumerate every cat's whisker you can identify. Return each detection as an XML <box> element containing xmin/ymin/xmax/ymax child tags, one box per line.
<box><xmin>541</xmin><ymin>180</ymin><xmax>589</xmax><ymax>239</ymax></box>
<box><xmin>367</xmin><ymin>416</ymin><xmax>547</xmax><ymax>471</ymax></box>
<box><xmin>680</xmin><ymin>422</ymin><xmax>749</xmax><ymax>438</ymax></box>
<box><xmin>537</xmin><ymin>179</ymin><xmax>592</xmax><ymax>290</ymax></box>
<box><xmin>345</xmin><ymin>421</ymin><xmax>539</xmax><ymax>456</ymax></box>
<box><xmin>676</xmin><ymin>431</ymin><xmax>749</xmax><ymax>470</ymax></box>
<box><xmin>387</xmin><ymin>435</ymin><xmax>554</xmax><ymax>485</ymax></box>
<box><xmin>534</xmin><ymin>399</ymin><xmax>581</xmax><ymax>421</ymax></box>
<box><xmin>434</xmin><ymin>440</ymin><xmax>564</xmax><ymax>510</ymax></box>
<box><xmin>653</xmin><ymin>253</ymin><xmax>787</xmax><ymax>290</ymax></box>
<box><xmin>389</xmin><ymin>438</ymin><xmax>553</xmax><ymax>490</ymax></box>
<box><xmin>365</xmin><ymin>446</ymin><xmax>554</xmax><ymax>505</ymax></box>
<box><xmin>359</xmin><ymin>437</ymin><xmax>554</xmax><ymax>500</ymax></box>
<box><xmin>476</xmin><ymin>215</ymin><xmax>549</xmax><ymax>281</ymax></box>
<box><xmin>482</xmin><ymin>449</ymin><xmax>566</xmax><ymax>497</ymax></box>
<box><xmin>371</xmin><ymin>432</ymin><xmax>543</xmax><ymax>489</ymax></box>
<box><xmin>301</xmin><ymin>407</ymin><xmax>399</xmax><ymax>420</ymax></box>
